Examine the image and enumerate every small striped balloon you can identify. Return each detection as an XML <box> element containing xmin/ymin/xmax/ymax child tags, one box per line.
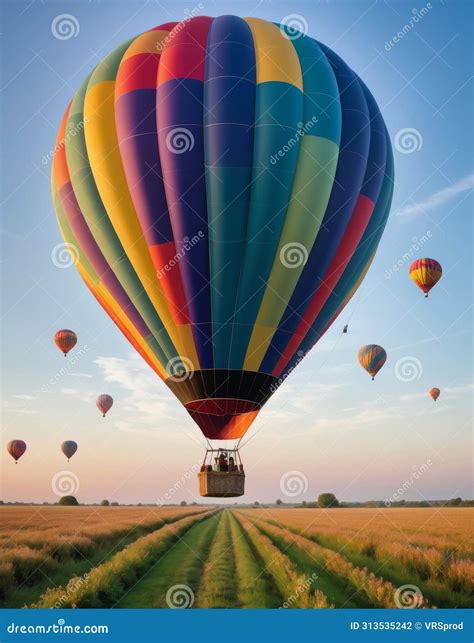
<box><xmin>358</xmin><ymin>344</ymin><xmax>387</xmax><ymax>380</ymax></box>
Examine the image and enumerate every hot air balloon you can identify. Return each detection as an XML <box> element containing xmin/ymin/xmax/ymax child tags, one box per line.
<box><xmin>409</xmin><ymin>259</ymin><xmax>442</xmax><ymax>297</ymax></box>
<box><xmin>358</xmin><ymin>345</ymin><xmax>387</xmax><ymax>380</ymax></box>
<box><xmin>61</xmin><ymin>440</ymin><xmax>78</xmax><ymax>461</ymax></box>
<box><xmin>429</xmin><ymin>388</ymin><xmax>440</xmax><ymax>402</ymax></box>
<box><xmin>54</xmin><ymin>329</ymin><xmax>77</xmax><ymax>356</ymax></box>
<box><xmin>96</xmin><ymin>394</ymin><xmax>113</xmax><ymax>417</ymax></box>
<box><xmin>7</xmin><ymin>440</ymin><xmax>27</xmax><ymax>463</ymax></box>
<box><xmin>51</xmin><ymin>16</ymin><xmax>393</xmax><ymax>496</ymax></box>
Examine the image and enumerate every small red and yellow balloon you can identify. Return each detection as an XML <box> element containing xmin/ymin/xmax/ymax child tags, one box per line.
<box><xmin>54</xmin><ymin>329</ymin><xmax>77</xmax><ymax>356</ymax></box>
<box><xmin>409</xmin><ymin>259</ymin><xmax>442</xmax><ymax>298</ymax></box>
<box><xmin>429</xmin><ymin>388</ymin><xmax>440</xmax><ymax>402</ymax></box>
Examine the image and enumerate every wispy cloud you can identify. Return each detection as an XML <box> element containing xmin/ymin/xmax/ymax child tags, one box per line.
<box><xmin>12</xmin><ymin>394</ymin><xmax>36</xmax><ymax>400</ymax></box>
<box><xmin>396</xmin><ymin>173</ymin><xmax>474</xmax><ymax>218</ymax></box>
<box><xmin>71</xmin><ymin>372</ymin><xmax>92</xmax><ymax>379</ymax></box>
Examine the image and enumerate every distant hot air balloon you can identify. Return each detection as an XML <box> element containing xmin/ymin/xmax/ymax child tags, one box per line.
<box><xmin>96</xmin><ymin>394</ymin><xmax>113</xmax><ymax>417</ymax></box>
<box><xmin>7</xmin><ymin>440</ymin><xmax>27</xmax><ymax>463</ymax></box>
<box><xmin>54</xmin><ymin>329</ymin><xmax>77</xmax><ymax>356</ymax></box>
<box><xmin>51</xmin><ymin>16</ymin><xmax>394</xmax><ymax>496</ymax></box>
<box><xmin>358</xmin><ymin>345</ymin><xmax>387</xmax><ymax>380</ymax></box>
<box><xmin>429</xmin><ymin>388</ymin><xmax>440</xmax><ymax>402</ymax></box>
<box><xmin>409</xmin><ymin>259</ymin><xmax>442</xmax><ymax>297</ymax></box>
<box><xmin>61</xmin><ymin>440</ymin><xmax>78</xmax><ymax>461</ymax></box>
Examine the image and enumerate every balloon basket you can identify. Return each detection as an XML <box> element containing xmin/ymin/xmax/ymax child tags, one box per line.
<box><xmin>198</xmin><ymin>448</ymin><xmax>245</xmax><ymax>498</ymax></box>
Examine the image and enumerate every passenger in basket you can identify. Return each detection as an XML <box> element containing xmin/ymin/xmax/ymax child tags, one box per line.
<box><xmin>219</xmin><ymin>452</ymin><xmax>228</xmax><ymax>472</ymax></box>
<box><xmin>228</xmin><ymin>456</ymin><xmax>236</xmax><ymax>472</ymax></box>
<box><xmin>213</xmin><ymin>457</ymin><xmax>219</xmax><ymax>472</ymax></box>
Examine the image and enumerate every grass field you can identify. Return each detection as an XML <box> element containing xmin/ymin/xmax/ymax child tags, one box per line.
<box><xmin>0</xmin><ymin>506</ymin><xmax>472</xmax><ymax>609</ymax></box>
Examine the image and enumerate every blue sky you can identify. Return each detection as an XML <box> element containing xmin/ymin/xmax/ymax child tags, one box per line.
<box><xmin>1</xmin><ymin>0</ymin><xmax>472</xmax><ymax>504</ymax></box>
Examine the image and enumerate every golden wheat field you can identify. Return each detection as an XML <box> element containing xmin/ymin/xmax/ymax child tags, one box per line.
<box><xmin>0</xmin><ymin>506</ymin><xmax>472</xmax><ymax>609</ymax></box>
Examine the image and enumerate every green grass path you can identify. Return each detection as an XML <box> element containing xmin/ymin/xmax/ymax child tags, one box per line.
<box><xmin>117</xmin><ymin>511</ymin><xmax>220</xmax><ymax>608</ymax></box>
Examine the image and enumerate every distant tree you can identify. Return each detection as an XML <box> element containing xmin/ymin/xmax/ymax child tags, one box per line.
<box><xmin>137</xmin><ymin>502</ymin><xmax>142</xmax><ymax>506</ymax></box>
<box><xmin>301</xmin><ymin>500</ymin><xmax>307</xmax><ymax>507</ymax></box>
<box><xmin>58</xmin><ymin>495</ymin><xmax>79</xmax><ymax>506</ymax></box>
<box><xmin>100</xmin><ymin>499</ymin><xmax>110</xmax><ymax>506</ymax></box>
<box><xmin>317</xmin><ymin>493</ymin><xmax>339</xmax><ymax>508</ymax></box>
<box><xmin>276</xmin><ymin>499</ymin><xmax>283</xmax><ymax>506</ymax></box>
<box><xmin>180</xmin><ymin>501</ymin><xmax>187</xmax><ymax>506</ymax></box>
<box><xmin>111</xmin><ymin>502</ymin><xmax>119</xmax><ymax>506</ymax></box>
<box><xmin>253</xmin><ymin>501</ymin><xmax>260</xmax><ymax>507</ymax></box>
<box><xmin>446</xmin><ymin>497</ymin><xmax>462</xmax><ymax>507</ymax></box>
<box><xmin>191</xmin><ymin>502</ymin><xmax>197</xmax><ymax>506</ymax></box>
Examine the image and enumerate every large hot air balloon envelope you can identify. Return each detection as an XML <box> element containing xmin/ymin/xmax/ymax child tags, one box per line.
<box><xmin>358</xmin><ymin>345</ymin><xmax>387</xmax><ymax>380</ymax></box>
<box><xmin>409</xmin><ymin>259</ymin><xmax>442</xmax><ymax>297</ymax></box>
<box><xmin>54</xmin><ymin>329</ymin><xmax>77</xmax><ymax>356</ymax></box>
<box><xmin>61</xmin><ymin>440</ymin><xmax>78</xmax><ymax>460</ymax></box>
<box><xmin>429</xmin><ymin>388</ymin><xmax>440</xmax><ymax>402</ymax></box>
<box><xmin>51</xmin><ymin>16</ymin><xmax>393</xmax><ymax>444</ymax></box>
<box><xmin>7</xmin><ymin>440</ymin><xmax>27</xmax><ymax>463</ymax></box>
<box><xmin>96</xmin><ymin>394</ymin><xmax>113</xmax><ymax>417</ymax></box>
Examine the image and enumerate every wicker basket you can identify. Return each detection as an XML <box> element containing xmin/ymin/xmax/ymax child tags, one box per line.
<box><xmin>198</xmin><ymin>470</ymin><xmax>245</xmax><ymax>497</ymax></box>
